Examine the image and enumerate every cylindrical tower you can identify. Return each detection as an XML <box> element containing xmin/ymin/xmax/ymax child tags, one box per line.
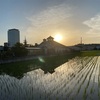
<box><xmin>8</xmin><ymin>29</ymin><xmax>20</xmax><ymax>47</ymax></box>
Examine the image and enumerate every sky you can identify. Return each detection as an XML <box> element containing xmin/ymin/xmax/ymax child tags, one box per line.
<box><xmin>1</xmin><ymin>0</ymin><xmax>100</xmax><ymax>46</ymax></box>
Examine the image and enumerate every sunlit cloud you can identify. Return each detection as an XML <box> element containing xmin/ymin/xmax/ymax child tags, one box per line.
<box><xmin>25</xmin><ymin>3</ymin><xmax>72</xmax><ymax>44</ymax></box>
<box><xmin>83</xmin><ymin>14</ymin><xmax>100</xmax><ymax>34</ymax></box>
<box><xmin>83</xmin><ymin>14</ymin><xmax>100</xmax><ymax>43</ymax></box>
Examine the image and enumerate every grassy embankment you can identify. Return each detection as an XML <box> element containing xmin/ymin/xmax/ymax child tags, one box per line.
<box><xmin>81</xmin><ymin>50</ymin><xmax>100</xmax><ymax>56</ymax></box>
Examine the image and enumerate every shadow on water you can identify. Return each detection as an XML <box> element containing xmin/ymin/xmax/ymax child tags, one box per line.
<box><xmin>0</xmin><ymin>53</ymin><xmax>80</xmax><ymax>78</ymax></box>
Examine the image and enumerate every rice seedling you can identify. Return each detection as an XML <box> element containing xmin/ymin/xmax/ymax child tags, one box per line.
<box><xmin>0</xmin><ymin>56</ymin><xmax>100</xmax><ymax>100</ymax></box>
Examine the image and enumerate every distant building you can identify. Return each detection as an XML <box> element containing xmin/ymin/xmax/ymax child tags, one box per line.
<box><xmin>26</xmin><ymin>47</ymin><xmax>42</xmax><ymax>56</ymax></box>
<box><xmin>0</xmin><ymin>46</ymin><xmax>3</xmax><ymax>52</ymax></box>
<box><xmin>72</xmin><ymin>44</ymin><xmax>100</xmax><ymax>51</ymax></box>
<box><xmin>69</xmin><ymin>46</ymin><xmax>81</xmax><ymax>51</ymax></box>
<box><xmin>8</xmin><ymin>29</ymin><xmax>20</xmax><ymax>47</ymax></box>
<box><xmin>25</xmin><ymin>36</ymin><xmax>70</xmax><ymax>56</ymax></box>
<box><xmin>38</xmin><ymin>36</ymin><xmax>70</xmax><ymax>55</ymax></box>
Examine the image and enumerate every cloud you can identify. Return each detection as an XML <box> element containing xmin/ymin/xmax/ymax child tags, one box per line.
<box><xmin>83</xmin><ymin>14</ymin><xmax>100</xmax><ymax>34</ymax></box>
<box><xmin>82</xmin><ymin>14</ymin><xmax>100</xmax><ymax>44</ymax></box>
<box><xmin>25</xmin><ymin>3</ymin><xmax>72</xmax><ymax>44</ymax></box>
<box><xmin>27</xmin><ymin>4</ymin><xmax>71</xmax><ymax>27</ymax></box>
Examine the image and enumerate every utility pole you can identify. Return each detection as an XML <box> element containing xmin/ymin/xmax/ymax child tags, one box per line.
<box><xmin>80</xmin><ymin>37</ymin><xmax>83</xmax><ymax>51</ymax></box>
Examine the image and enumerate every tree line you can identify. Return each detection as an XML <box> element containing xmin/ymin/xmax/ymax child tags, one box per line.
<box><xmin>0</xmin><ymin>43</ymin><xmax>28</xmax><ymax>60</ymax></box>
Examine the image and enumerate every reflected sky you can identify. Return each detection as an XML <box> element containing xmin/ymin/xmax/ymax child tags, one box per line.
<box><xmin>0</xmin><ymin>56</ymin><xmax>99</xmax><ymax>100</ymax></box>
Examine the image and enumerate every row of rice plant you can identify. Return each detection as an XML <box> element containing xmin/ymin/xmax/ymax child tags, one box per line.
<box><xmin>0</xmin><ymin>56</ymin><xmax>100</xmax><ymax>100</ymax></box>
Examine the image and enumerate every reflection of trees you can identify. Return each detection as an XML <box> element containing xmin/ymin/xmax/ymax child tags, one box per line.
<box><xmin>0</xmin><ymin>54</ymin><xmax>78</xmax><ymax>78</ymax></box>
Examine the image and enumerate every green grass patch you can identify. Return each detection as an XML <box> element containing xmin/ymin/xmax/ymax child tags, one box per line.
<box><xmin>81</xmin><ymin>50</ymin><xmax>100</xmax><ymax>56</ymax></box>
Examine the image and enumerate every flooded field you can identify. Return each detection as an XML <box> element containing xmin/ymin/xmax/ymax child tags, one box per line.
<box><xmin>0</xmin><ymin>56</ymin><xmax>100</xmax><ymax>100</ymax></box>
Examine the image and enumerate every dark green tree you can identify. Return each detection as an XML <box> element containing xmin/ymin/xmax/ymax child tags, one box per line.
<box><xmin>23</xmin><ymin>37</ymin><xmax>27</xmax><ymax>47</ymax></box>
<box><xmin>12</xmin><ymin>42</ymin><xmax>28</xmax><ymax>57</ymax></box>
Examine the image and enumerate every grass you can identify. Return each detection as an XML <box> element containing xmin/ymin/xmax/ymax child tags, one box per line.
<box><xmin>81</xmin><ymin>50</ymin><xmax>100</xmax><ymax>56</ymax></box>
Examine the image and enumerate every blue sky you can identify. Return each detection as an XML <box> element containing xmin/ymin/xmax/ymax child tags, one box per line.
<box><xmin>0</xmin><ymin>0</ymin><xmax>100</xmax><ymax>46</ymax></box>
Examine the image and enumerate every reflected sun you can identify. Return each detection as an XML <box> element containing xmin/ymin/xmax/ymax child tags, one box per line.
<box><xmin>54</xmin><ymin>34</ymin><xmax>62</xmax><ymax>42</ymax></box>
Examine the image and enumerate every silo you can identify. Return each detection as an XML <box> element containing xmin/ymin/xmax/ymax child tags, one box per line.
<box><xmin>8</xmin><ymin>29</ymin><xmax>20</xmax><ymax>47</ymax></box>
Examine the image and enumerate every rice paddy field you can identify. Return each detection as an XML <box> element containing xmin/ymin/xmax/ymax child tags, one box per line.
<box><xmin>0</xmin><ymin>55</ymin><xmax>100</xmax><ymax>100</ymax></box>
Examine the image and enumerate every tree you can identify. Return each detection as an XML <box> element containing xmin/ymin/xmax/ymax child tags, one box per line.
<box><xmin>12</xmin><ymin>42</ymin><xmax>28</xmax><ymax>57</ymax></box>
<box><xmin>23</xmin><ymin>37</ymin><xmax>27</xmax><ymax>47</ymax></box>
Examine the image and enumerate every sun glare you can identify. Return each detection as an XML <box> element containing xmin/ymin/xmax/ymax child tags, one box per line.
<box><xmin>54</xmin><ymin>34</ymin><xmax>62</xmax><ymax>42</ymax></box>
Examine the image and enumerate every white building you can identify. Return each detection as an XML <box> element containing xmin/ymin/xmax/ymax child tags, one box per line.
<box><xmin>25</xmin><ymin>47</ymin><xmax>42</xmax><ymax>56</ymax></box>
<box><xmin>8</xmin><ymin>29</ymin><xmax>20</xmax><ymax>47</ymax></box>
<box><xmin>38</xmin><ymin>36</ymin><xmax>70</xmax><ymax>55</ymax></box>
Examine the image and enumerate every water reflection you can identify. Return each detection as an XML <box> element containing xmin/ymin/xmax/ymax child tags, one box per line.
<box><xmin>0</xmin><ymin>54</ymin><xmax>79</xmax><ymax>78</ymax></box>
<box><xmin>0</xmin><ymin>56</ymin><xmax>99</xmax><ymax>100</ymax></box>
<box><xmin>0</xmin><ymin>61</ymin><xmax>74</xmax><ymax>100</ymax></box>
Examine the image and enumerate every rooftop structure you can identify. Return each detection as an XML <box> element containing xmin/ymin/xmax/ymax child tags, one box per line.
<box><xmin>38</xmin><ymin>36</ymin><xmax>70</xmax><ymax>55</ymax></box>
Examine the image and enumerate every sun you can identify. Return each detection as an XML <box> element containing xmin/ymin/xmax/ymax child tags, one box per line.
<box><xmin>54</xmin><ymin>34</ymin><xmax>62</xmax><ymax>42</ymax></box>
